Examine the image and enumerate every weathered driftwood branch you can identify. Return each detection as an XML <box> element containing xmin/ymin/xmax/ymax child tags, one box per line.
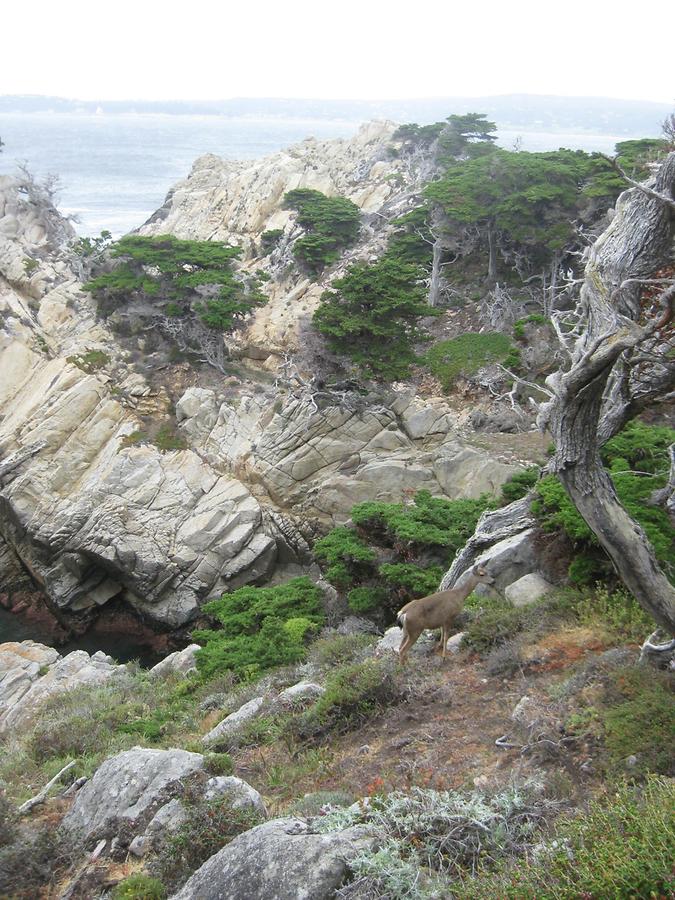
<box><xmin>18</xmin><ymin>759</ymin><xmax>76</xmax><ymax>815</ymax></box>
<box><xmin>539</xmin><ymin>151</ymin><xmax>675</xmax><ymax>634</ymax></box>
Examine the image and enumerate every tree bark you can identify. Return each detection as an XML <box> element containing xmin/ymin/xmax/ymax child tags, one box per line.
<box><xmin>428</xmin><ymin>237</ymin><xmax>444</xmax><ymax>307</ymax></box>
<box><xmin>540</xmin><ymin>152</ymin><xmax>675</xmax><ymax>634</ymax></box>
<box><xmin>486</xmin><ymin>218</ymin><xmax>498</xmax><ymax>284</ymax></box>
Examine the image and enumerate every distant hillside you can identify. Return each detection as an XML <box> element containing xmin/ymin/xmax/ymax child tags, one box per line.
<box><xmin>0</xmin><ymin>93</ymin><xmax>669</xmax><ymax>136</ymax></box>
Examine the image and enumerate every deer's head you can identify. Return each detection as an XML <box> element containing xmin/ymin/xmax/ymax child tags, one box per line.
<box><xmin>472</xmin><ymin>565</ymin><xmax>495</xmax><ymax>585</ymax></box>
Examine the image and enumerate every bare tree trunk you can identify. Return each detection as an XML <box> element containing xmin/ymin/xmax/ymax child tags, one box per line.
<box><xmin>540</xmin><ymin>152</ymin><xmax>675</xmax><ymax>635</ymax></box>
<box><xmin>428</xmin><ymin>237</ymin><xmax>444</xmax><ymax>307</ymax></box>
<box><xmin>486</xmin><ymin>219</ymin><xmax>497</xmax><ymax>284</ymax></box>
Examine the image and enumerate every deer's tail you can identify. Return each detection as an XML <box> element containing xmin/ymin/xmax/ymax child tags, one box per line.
<box><xmin>397</xmin><ymin>610</ymin><xmax>406</xmax><ymax>628</ymax></box>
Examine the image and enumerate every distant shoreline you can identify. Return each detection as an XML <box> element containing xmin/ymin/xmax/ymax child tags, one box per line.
<box><xmin>0</xmin><ymin>93</ymin><xmax>669</xmax><ymax>137</ymax></box>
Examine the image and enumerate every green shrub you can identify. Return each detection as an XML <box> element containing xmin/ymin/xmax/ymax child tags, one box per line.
<box><xmin>154</xmin><ymin>425</ymin><xmax>188</xmax><ymax>452</ymax></box>
<box><xmin>425</xmin><ymin>332</ymin><xmax>515</xmax><ymax>390</ymax></box>
<box><xmin>462</xmin><ymin>595</ymin><xmax>527</xmax><ymax>653</ymax></box>
<box><xmin>150</xmin><ymin>788</ymin><xmax>263</xmax><ymax>891</ymax></box>
<box><xmin>533</xmin><ymin>420</ymin><xmax>675</xmax><ymax>581</ymax></box>
<box><xmin>351</xmin><ymin>490</ymin><xmax>491</xmax><ymax>555</ymax></box>
<box><xmin>499</xmin><ymin>466</ymin><xmax>540</xmax><ymax>504</ymax></box>
<box><xmin>572</xmin><ymin>585</ymin><xmax>653</xmax><ymax>643</ymax></box>
<box><xmin>513</xmin><ymin>313</ymin><xmax>548</xmax><ymax>339</ymax></box>
<box><xmin>308</xmin><ymin>633</ymin><xmax>375</xmax><ymax>670</ymax></box>
<box><xmin>378</xmin><ymin>563</ymin><xmax>443</xmax><ymax>597</ymax></box>
<box><xmin>203</xmin><ymin>752</ymin><xmax>234</xmax><ymax>776</ymax></box>
<box><xmin>460</xmin><ymin>777</ymin><xmax>675</xmax><ymax>899</ymax></box>
<box><xmin>66</xmin><ymin>349</ymin><xmax>110</xmax><ymax>373</ymax></box>
<box><xmin>318</xmin><ymin>783</ymin><xmax>557</xmax><ymax>899</ymax></box>
<box><xmin>313</xmin><ymin>528</ymin><xmax>376</xmax><ymax>589</ymax></box>
<box><xmin>195</xmin><ymin>578</ymin><xmax>324</xmax><ymax>679</ymax></box>
<box><xmin>347</xmin><ymin>585</ymin><xmax>387</xmax><ymax>613</ymax></box>
<box><xmin>313</xmin><ymin>256</ymin><xmax>436</xmax><ymax>380</ymax></box>
<box><xmin>112</xmin><ymin>874</ymin><xmax>167</xmax><ymax>900</ymax></box>
<box><xmin>284</xmin><ymin>189</ymin><xmax>360</xmax><ymax>275</ymax></box>
<box><xmin>260</xmin><ymin>229</ymin><xmax>284</xmax><ymax>253</ymax></box>
<box><xmin>85</xmin><ymin>234</ymin><xmax>266</xmax><ymax>332</ymax></box>
<box><xmin>288</xmin><ymin>659</ymin><xmax>401</xmax><ymax>743</ymax></box>
<box><xmin>600</xmin><ymin>667</ymin><xmax>675</xmax><ymax>776</ymax></box>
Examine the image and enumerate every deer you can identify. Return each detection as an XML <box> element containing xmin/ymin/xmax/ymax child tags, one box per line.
<box><xmin>397</xmin><ymin>565</ymin><xmax>495</xmax><ymax>664</ymax></box>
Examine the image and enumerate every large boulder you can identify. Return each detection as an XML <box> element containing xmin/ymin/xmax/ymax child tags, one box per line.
<box><xmin>61</xmin><ymin>748</ymin><xmax>205</xmax><ymax>846</ymax></box>
<box><xmin>474</xmin><ymin>528</ymin><xmax>540</xmax><ymax>589</ymax></box>
<box><xmin>504</xmin><ymin>573</ymin><xmax>555</xmax><ymax>607</ymax></box>
<box><xmin>150</xmin><ymin>644</ymin><xmax>201</xmax><ymax>679</ymax></box>
<box><xmin>170</xmin><ymin>817</ymin><xmax>375</xmax><ymax>900</ymax></box>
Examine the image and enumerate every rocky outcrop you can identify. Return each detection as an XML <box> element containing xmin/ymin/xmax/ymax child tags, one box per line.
<box><xmin>150</xmin><ymin>643</ymin><xmax>201</xmax><ymax>678</ymax></box>
<box><xmin>176</xmin><ymin>388</ymin><xmax>523</xmax><ymax>525</ymax></box>
<box><xmin>0</xmin><ymin>180</ymin><xmax>279</xmax><ymax>628</ymax></box>
<box><xmin>171</xmin><ymin>817</ymin><xmax>375</xmax><ymax>900</ymax></box>
<box><xmin>140</xmin><ymin>122</ymin><xmax>427</xmax><ymax>361</ymax></box>
<box><xmin>0</xmin><ymin>132</ymin><xmax>538</xmax><ymax>633</ymax></box>
<box><xmin>0</xmin><ymin>640</ymin><xmax>124</xmax><ymax>733</ymax></box>
<box><xmin>61</xmin><ymin>747</ymin><xmax>266</xmax><ymax>854</ymax></box>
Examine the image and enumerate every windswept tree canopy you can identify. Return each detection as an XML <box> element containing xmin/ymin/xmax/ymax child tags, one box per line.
<box><xmin>539</xmin><ymin>151</ymin><xmax>675</xmax><ymax>636</ymax></box>
<box><xmin>85</xmin><ymin>234</ymin><xmax>266</xmax><ymax>331</ymax></box>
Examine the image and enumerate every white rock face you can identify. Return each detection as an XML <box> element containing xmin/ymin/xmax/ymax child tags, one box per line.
<box><xmin>140</xmin><ymin>122</ymin><xmax>426</xmax><ymax>360</ymax></box>
<box><xmin>177</xmin><ymin>388</ymin><xmax>523</xmax><ymax>525</ymax></box>
<box><xmin>62</xmin><ymin>747</ymin><xmax>205</xmax><ymax>844</ymax></box>
<box><xmin>504</xmin><ymin>573</ymin><xmax>555</xmax><ymax>607</ymax></box>
<box><xmin>0</xmin><ymin>640</ymin><xmax>124</xmax><ymax>733</ymax></box>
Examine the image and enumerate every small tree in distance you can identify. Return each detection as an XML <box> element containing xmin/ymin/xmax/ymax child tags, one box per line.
<box><xmin>313</xmin><ymin>256</ymin><xmax>438</xmax><ymax>380</ymax></box>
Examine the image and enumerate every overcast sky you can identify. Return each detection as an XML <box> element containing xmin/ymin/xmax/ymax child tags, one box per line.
<box><xmin>2</xmin><ymin>0</ymin><xmax>673</xmax><ymax>104</ymax></box>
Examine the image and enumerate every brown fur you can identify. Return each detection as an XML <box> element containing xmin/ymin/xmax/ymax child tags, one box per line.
<box><xmin>397</xmin><ymin>566</ymin><xmax>494</xmax><ymax>663</ymax></box>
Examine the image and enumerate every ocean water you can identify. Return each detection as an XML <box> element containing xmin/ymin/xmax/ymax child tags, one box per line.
<box><xmin>0</xmin><ymin>112</ymin><xmax>628</xmax><ymax>238</ymax></box>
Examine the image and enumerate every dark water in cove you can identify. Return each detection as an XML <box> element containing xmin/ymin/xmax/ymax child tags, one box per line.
<box><xmin>0</xmin><ymin>112</ymin><xmax>627</xmax><ymax>238</ymax></box>
<box><xmin>0</xmin><ymin>606</ymin><xmax>162</xmax><ymax>666</ymax></box>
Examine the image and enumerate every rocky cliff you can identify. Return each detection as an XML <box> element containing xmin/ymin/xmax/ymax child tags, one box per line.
<box><xmin>0</xmin><ymin>129</ymin><xmax>533</xmax><ymax>634</ymax></box>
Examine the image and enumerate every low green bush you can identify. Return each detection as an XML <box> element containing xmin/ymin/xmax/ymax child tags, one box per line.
<box><xmin>112</xmin><ymin>874</ymin><xmax>167</xmax><ymax>900</ymax></box>
<box><xmin>202</xmin><ymin>752</ymin><xmax>234</xmax><ymax>776</ymax></box>
<box><xmin>459</xmin><ymin>777</ymin><xmax>675</xmax><ymax>899</ymax></box>
<box><xmin>260</xmin><ymin>229</ymin><xmax>284</xmax><ymax>253</ymax></box>
<box><xmin>462</xmin><ymin>595</ymin><xmax>528</xmax><ymax>653</ymax></box>
<box><xmin>499</xmin><ymin>466</ymin><xmax>540</xmax><ymax>504</ymax></box>
<box><xmin>318</xmin><ymin>783</ymin><xmax>558</xmax><ymax>899</ymax></box>
<box><xmin>284</xmin><ymin>189</ymin><xmax>360</xmax><ymax>275</ymax></box>
<box><xmin>425</xmin><ymin>332</ymin><xmax>516</xmax><ymax>390</ymax></box>
<box><xmin>351</xmin><ymin>490</ymin><xmax>491</xmax><ymax>555</ymax></box>
<box><xmin>347</xmin><ymin>585</ymin><xmax>387</xmax><ymax>613</ymax></box>
<box><xmin>313</xmin><ymin>528</ymin><xmax>376</xmax><ymax>589</ymax></box>
<box><xmin>599</xmin><ymin>666</ymin><xmax>675</xmax><ymax>776</ymax></box>
<box><xmin>194</xmin><ymin>578</ymin><xmax>324</xmax><ymax>680</ymax></box>
<box><xmin>150</xmin><ymin>788</ymin><xmax>263</xmax><ymax>891</ymax></box>
<box><xmin>308</xmin><ymin>633</ymin><xmax>375</xmax><ymax>670</ymax></box>
<box><xmin>513</xmin><ymin>313</ymin><xmax>549</xmax><ymax>339</ymax></box>
<box><xmin>287</xmin><ymin>658</ymin><xmax>401</xmax><ymax>744</ymax></box>
<box><xmin>66</xmin><ymin>349</ymin><xmax>110</xmax><ymax>373</ymax></box>
<box><xmin>533</xmin><ymin>421</ymin><xmax>675</xmax><ymax>584</ymax></box>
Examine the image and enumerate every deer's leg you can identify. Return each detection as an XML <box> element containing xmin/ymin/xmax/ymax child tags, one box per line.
<box><xmin>399</xmin><ymin>624</ymin><xmax>422</xmax><ymax>665</ymax></box>
<box><xmin>441</xmin><ymin>624</ymin><xmax>449</xmax><ymax>660</ymax></box>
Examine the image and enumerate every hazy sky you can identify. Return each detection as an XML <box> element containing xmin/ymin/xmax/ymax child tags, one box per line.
<box><xmin>2</xmin><ymin>0</ymin><xmax>673</xmax><ymax>103</ymax></box>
